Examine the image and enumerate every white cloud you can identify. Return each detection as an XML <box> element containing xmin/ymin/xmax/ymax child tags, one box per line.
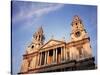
<box><xmin>12</xmin><ymin>3</ymin><xmax>64</xmax><ymax>25</ymax></box>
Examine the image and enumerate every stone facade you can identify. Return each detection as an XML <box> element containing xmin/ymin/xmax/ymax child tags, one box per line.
<box><xmin>19</xmin><ymin>15</ymin><xmax>95</xmax><ymax>74</ymax></box>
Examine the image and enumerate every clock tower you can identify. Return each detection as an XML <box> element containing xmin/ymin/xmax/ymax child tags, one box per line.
<box><xmin>70</xmin><ymin>15</ymin><xmax>92</xmax><ymax>59</ymax></box>
<box><xmin>71</xmin><ymin>15</ymin><xmax>88</xmax><ymax>41</ymax></box>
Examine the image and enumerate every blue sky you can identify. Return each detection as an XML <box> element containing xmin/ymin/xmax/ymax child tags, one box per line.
<box><xmin>12</xmin><ymin>1</ymin><xmax>97</xmax><ymax>74</ymax></box>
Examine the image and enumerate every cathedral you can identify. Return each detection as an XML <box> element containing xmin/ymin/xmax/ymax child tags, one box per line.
<box><xmin>18</xmin><ymin>15</ymin><xmax>96</xmax><ymax>74</ymax></box>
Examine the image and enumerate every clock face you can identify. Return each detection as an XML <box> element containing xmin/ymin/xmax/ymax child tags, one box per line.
<box><xmin>31</xmin><ymin>45</ymin><xmax>34</xmax><ymax>49</ymax></box>
<box><xmin>75</xmin><ymin>31</ymin><xmax>81</xmax><ymax>37</ymax></box>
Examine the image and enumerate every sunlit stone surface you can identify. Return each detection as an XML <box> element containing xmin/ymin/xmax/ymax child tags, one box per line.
<box><xmin>19</xmin><ymin>16</ymin><xmax>96</xmax><ymax>74</ymax></box>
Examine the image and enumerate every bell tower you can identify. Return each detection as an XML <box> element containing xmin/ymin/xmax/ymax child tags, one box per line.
<box><xmin>33</xmin><ymin>26</ymin><xmax>45</xmax><ymax>48</ymax></box>
<box><xmin>20</xmin><ymin>26</ymin><xmax>45</xmax><ymax>73</ymax></box>
<box><xmin>71</xmin><ymin>15</ymin><xmax>88</xmax><ymax>41</ymax></box>
<box><xmin>26</xmin><ymin>26</ymin><xmax>45</xmax><ymax>54</ymax></box>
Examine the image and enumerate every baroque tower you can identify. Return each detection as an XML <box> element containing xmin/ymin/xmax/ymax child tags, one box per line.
<box><xmin>33</xmin><ymin>26</ymin><xmax>45</xmax><ymax>47</ymax></box>
<box><xmin>20</xmin><ymin>27</ymin><xmax>45</xmax><ymax>73</ymax></box>
<box><xmin>70</xmin><ymin>15</ymin><xmax>92</xmax><ymax>59</ymax></box>
<box><xmin>26</xmin><ymin>26</ymin><xmax>45</xmax><ymax>54</ymax></box>
<box><xmin>71</xmin><ymin>15</ymin><xmax>88</xmax><ymax>41</ymax></box>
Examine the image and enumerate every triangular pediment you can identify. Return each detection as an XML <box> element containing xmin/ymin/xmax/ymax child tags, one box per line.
<box><xmin>40</xmin><ymin>39</ymin><xmax>65</xmax><ymax>49</ymax></box>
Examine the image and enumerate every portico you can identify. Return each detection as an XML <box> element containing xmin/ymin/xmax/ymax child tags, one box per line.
<box><xmin>38</xmin><ymin>42</ymin><xmax>66</xmax><ymax>66</ymax></box>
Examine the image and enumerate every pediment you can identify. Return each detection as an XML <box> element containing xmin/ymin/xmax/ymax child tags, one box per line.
<box><xmin>40</xmin><ymin>39</ymin><xmax>65</xmax><ymax>49</ymax></box>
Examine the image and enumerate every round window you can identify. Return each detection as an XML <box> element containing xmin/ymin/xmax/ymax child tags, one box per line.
<box><xmin>31</xmin><ymin>45</ymin><xmax>34</xmax><ymax>48</ymax></box>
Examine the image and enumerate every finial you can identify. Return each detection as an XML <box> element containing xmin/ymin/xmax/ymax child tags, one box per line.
<box><xmin>73</xmin><ymin>15</ymin><xmax>80</xmax><ymax>22</ymax></box>
<box><xmin>38</xmin><ymin>26</ymin><xmax>43</xmax><ymax>33</ymax></box>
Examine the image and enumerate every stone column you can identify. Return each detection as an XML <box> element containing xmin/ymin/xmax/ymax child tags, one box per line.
<box><xmin>39</xmin><ymin>53</ymin><xmax>40</xmax><ymax>66</ymax></box>
<box><xmin>47</xmin><ymin>51</ymin><xmax>49</xmax><ymax>65</ymax></box>
<box><xmin>82</xmin><ymin>48</ymin><xmax>84</xmax><ymax>58</ymax></box>
<box><xmin>37</xmin><ymin>54</ymin><xmax>40</xmax><ymax>66</ymax></box>
<box><xmin>45</xmin><ymin>51</ymin><xmax>47</xmax><ymax>65</ymax></box>
<box><xmin>61</xmin><ymin>47</ymin><xmax>62</xmax><ymax>61</ymax></box>
<box><xmin>64</xmin><ymin>46</ymin><xmax>66</xmax><ymax>61</ymax></box>
<box><xmin>53</xmin><ymin>49</ymin><xmax>55</xmax><ymax>63</ymax></box>
<box><xmin>40</xmin><ymin>53</ymin><xmax>42</xmax><ymax>66</ymax></box>
<box><xmin>66</xmin><ymin>49</ymin><xmax>68</xmax><ymax>60</ymax></box>
<box><xmin>56</xmin><ymin>48</ymin><xmax>57</xmax><ymax>63</ymax></box>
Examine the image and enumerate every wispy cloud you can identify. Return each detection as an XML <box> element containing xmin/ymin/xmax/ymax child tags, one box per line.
<box><xmin>12</xmin><ymin>2</ymin><xmax>64</xmax><ymax>27</ymax></box>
